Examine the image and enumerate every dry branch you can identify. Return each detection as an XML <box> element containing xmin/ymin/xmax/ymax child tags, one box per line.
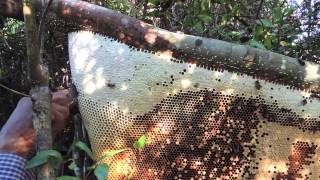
<box><xmin>1</xmin><ymin>0</ymin><xmax>320</xmax><ymax>92</ymax></box>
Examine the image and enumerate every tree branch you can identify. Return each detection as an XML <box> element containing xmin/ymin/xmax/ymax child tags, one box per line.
<box><xmin>23</xmin><ymin>0</ymin><xmax>54</xmax><ymax>179</ymax></box>
<box><xmin>0</xmin><ymin>83</ymin><xmax>29</xmax><ymax>97</ymax></box>
<box><xmin>255</xmin><ymin>0</ymin><xmax>264</xmax><ymax>19</ymax></box>
<box><xmin>1</xmin><ymin>0</ymin><xmax>320</xmax><ymax>92</ymax></box>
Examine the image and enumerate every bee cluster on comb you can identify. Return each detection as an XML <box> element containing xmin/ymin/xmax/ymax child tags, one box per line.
<box><xmin>69</xmin><ymin>31</ymin><xmax>320</xmax><ymax>179</ymax></box>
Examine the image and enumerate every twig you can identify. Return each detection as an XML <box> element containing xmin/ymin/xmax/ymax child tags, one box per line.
<box><xmin>0</xmin><ymin>29</ymin><xmax>12</xmax><ymax>50</ymax></box>
<box><xmin>255</xmin><ymin>0</ymin><xmax>264</xmax><ymax>19</ymax></box>
<box><xmin>0</xmin><ymin>83</ymin><xmax>30</xmax><ymax>97</ymax></box>
<box><xmin>38</xmin><ymin>0</ymin><xmax>53</xmax><ymax>57</ymax></box>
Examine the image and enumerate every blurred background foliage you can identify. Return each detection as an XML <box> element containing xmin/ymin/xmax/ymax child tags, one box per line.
<box><xmin>0</xmin><ymin>0</ymin><xmax>319</xmax><ymax>123</ymax></box>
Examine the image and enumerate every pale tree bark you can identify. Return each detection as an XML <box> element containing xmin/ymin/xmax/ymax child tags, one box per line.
<box><xmin>2</xmin><ymin>0</ymin><xmax>320</xmax><ymax>93</ymax></box>
<box><xmin>22</xmin><ymin>0</ymin><xmax>54</xmax><ymax>179</ymax></box>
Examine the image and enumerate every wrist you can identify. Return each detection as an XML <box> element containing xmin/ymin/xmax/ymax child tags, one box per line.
<box><xmin>0</xmin><ymin>140</ymin><xmax>31</xmax><ymax>158</ymax></box>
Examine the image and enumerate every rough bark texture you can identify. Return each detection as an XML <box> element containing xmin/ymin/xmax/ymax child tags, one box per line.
<box><xmin>23</xmin><ymin>0</ymin><xmax>53</xmax><ymax>179</ymax></box>
<box><xmin>2</xmin><ymin>0</ymin><xmax>320</xmax><ymax>92</ymax></box>
<box><xmin>30</xmin><ymin>87</ymin><xmax>53</xmax><ymax>180</ymax></box>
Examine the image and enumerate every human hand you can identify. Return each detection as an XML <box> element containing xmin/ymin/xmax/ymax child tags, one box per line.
<box><xmin>0</xmin><ymin>90</ymin><xmax>71</xmax><ymax>158</ymax></box>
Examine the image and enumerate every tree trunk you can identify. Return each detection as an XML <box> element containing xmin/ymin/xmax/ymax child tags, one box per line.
<box><xmin>2</xmin><ymin>0</ymin><xmax>320</xmax><ymax>92</ymax></box>
<box><xmin>22</xmin><ymin>0</ymin><xmax>53</xmax><ymax>179</ymax></box>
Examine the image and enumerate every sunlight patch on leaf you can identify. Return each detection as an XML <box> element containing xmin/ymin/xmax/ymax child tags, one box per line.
<box><xmin>133</xmin><ymin>134</ymin><xmax>147</xmax><ymax>149</ymax></box>
<box><xmin>97</xmin><ymin>149</ymin><xmax>128</xmax><ymax>162</ymax></box>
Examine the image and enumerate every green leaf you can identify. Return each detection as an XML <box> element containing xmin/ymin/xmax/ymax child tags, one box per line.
<box><xmin>254</xmin><ymin>26</ymin><xmax>265</xmax><ymax>40</ymax></box>
<box><xmin>284</xmin><ymin>6</ymin><xmax>296</xmax><ymax>16</ymax></box>
<box><xmin>231</xmin><ymin>3</ymin><xmax>239</xmax><ymax>16</ymax></box>
<box><xmin>198</xmin><ymin>14</ymin><xmax>212</xmax><ymax>23</ymax></box>
<box><xmin>264</xmin><ymin>36</ymin><xmax>272</xmax><ymax>49</ymax></box>
<box><xmin>148</xmin><ymin>0</ymin><xmax>159</xmax><ymax>5</ymax></box>
<box><xmin>87</xmin><ymin>165</ymin><xmax>97</xmax><ymax>171</ymax></box>
<box><xmin>94</xmin><ymin>164</ymin><xmax>109</xmax><ymax>180</ymax></box>
<box><xmin>98</xmin><ymin>149</ymin><xmax>128</xmax><ymax>162</ymax></box>
<box><xmin>249</xmin><ymin>39</ymin><xmax>266</xmax><ymax>49</ymax></box>
<box><xmin>221</xmin><ymin>15</ymin><xmax>228</xmax><ymax>26</ymax></box>
<box><xmin>256</xmin><ymin>19</ymin><xmax>275</xmax><ymax>28</ymax></box>
<box><xmin>219</xmin><ymin>0</ymin><xmax>226</xmax><ymax>5</ymax></box>
<box><xmin>56</xmin><ymin>176</ymin><xmax>81</xmax><ymax>180</ymax></box>
<box><xmin>200</xmin><ymin>0</ymin><xmax>210</xmax><ymax>11</ymax></box>
<box><xmin>73</xmin><ymin>141</ymin><xmax>94</xmax><ymax>160</ymax></box>
<box><xmin>280</xmin><ymin>41</ymin><xmax>288</xmax><ymax>47</ymax></box>
<box><xmin>133</xmin><ymin>135</ymin><xmax>147</xmax><ymax>149</ymax></box>
<box><xmin>26</xmin><ymin>150</ymin><xmax>63</xmax><ymax>169</ymax></box>
<box><xmin>194</xmin><ymin>22</ymin><xmax>204</xmax><ymax>33</ymax></box>
<box><xmin>68</xmin><ymin>160</ymin><xmax>77</xmax><ymax>171</ymax></box>
<box><xmin>272</xmin><ymin>7</ymin><xmax>283</xmax><ymax>22</ymax></box>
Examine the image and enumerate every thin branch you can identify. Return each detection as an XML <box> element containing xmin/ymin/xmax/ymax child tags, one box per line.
<box><xmin>0</xmin><ymin>29</ymin><xmax>13</xmax><ymax>50</ymax></box>
<box><xmin>23</xmin><ymin>0</ymin><xmax>53</xmax><ymax>179</ymax></box>
<box><xmin>38</xmin><ymin>0</ymin><xmax>53</xmax><ymax>52</ymax></box>
<box><xmin>0</xmin><ymin>83</ymin><xmax>30</xmax><ymax>97</ymax></box>
<box><xmin>255</xmin><ymin>0</ymin><xmax>264</xmax><ymax>19</ymax></box>
<box><xmin>1</xmin><ymin>0</ymin><xmax>319</xmax><ymax>91</ymax></box>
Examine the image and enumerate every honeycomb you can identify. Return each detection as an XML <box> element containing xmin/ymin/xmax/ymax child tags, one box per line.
<box><xmin>69</xmin><ymin>31</ymin><xmax>320</xmax><ymax>179</ymax></box>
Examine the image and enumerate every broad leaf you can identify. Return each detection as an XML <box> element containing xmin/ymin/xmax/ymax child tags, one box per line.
<box><xmin>280</xmin><ymin>41</ymin><xmax>288</xmax><ymax>47</ymax></box>
<box><xmin>133</xmin><ymin>135</ymin><xmax>147</xmax><ymax>149</ymax></box>
<box><xmin>148</xmin><ymin>0</ymin><xmax>159</xmax><ymax>5</ymax></box>
<box><xmin>56</xmin><ymin>176</ymin><xmax>81</xmax><ymax>180</ymax></box>
<box><xmin>256</xmin><ymin>19</ymin><xmax>275</xmax><ymax>28</ymax></box>
<box><xmin>88</xmin><ymin>165</ymin><xmax>97</xmax><ymax>171</ymax></box>
<box><xmin>98</xmin><ymin>149</ymin><xmax>128</xmax><ymax>162</ymax></box>
<box><xmin>273</xmin><ymin>7</ymin><xmax>283</xmax><ymax>22</ymax></box>
<box><xmin>221</xmin><ymin>15</ymin><xmax>228</xmax><ymax>25</ymax></box>
<box><xmin>73</xmin><ymin>141</ymin><xmax>94</xmax><ymax>160</ymax></box>
<box><xmin>249</xmin><ymin>39</ymin><xmax>266</xmax><ymax>49</ymax></box>
<box><xmin>254</xmin><ymin>26</ymin><xmax>265</xmax><ymax>39</ymax></box>
<box><xmin>231</xmin><ymin>3</ymin><xmax>239</xmax><ymax>16</ymax></box>
<box><xmin>194</xmin><ymin>22</ymin><xmax>204</xmax><ymax>33</ymax></box>
<box><xmin>264</xmin><ymin>36</ymin><xmax>272</xmax><ymax>49</ymax></box>
<box><xmin>94</xmin><ymin>164</ymin><xmax>109</xmax><ymax>180</ymax></box>
<box><xmin>198</xmin><ymin>14</ymin><xmax>212</xmax><ymax>23</ymax></box>
<box><xmin>68</xmin><ymin>160</ymin><xmax>77</xmax><ymax>171</ymax></box>
<box><xmin>26</xmin><ymin>150</ymin><xmax>63</xmax><ymax>169</ymax></box>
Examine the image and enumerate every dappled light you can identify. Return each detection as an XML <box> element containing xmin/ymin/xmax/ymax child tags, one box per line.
<box><xmin>305</xmin><ymin>62</ymin><xmax>320</xmax><ymax>81</ymax></box>
<box><xmin>22</xmin><ymin>6</ymin><xmax>31</xmax><ymax>15</ymax></box>
<box><xmin>144</xmin><ymin>29</ymin><xmax>157</xmax><ymax>44</ymax></box>
<box><xmin>67</xmin><ymin>30</ymin><xmax>320</xmax><ymax>179</ymax></box>
<box><xmin>62</xmin><ymin>7</ymin><xmax>71</xmax><ymax>15</ymax></box>
<box><xmin>1</xmin><ymin>0</ymin><xmax>320</xmax><ymax>179</ymax></box>
<box><xmin>181</xmin><ymin>79</ymin><xmax>192</xmax><ymax>89</ymax></box>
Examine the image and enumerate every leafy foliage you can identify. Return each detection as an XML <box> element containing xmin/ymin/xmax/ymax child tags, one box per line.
<box><xmin>26</xmin><ymin>150</ymin><xmax>63</xmax><ymax>169</ymax></box>
<box><xmin>104</xmin><ymin>0</ymin><xmax>318</xmax><ymax>63</ymax></box>
<box><xmin>56</xmin><ymin>176</ymin><xmax>81</xmax><ymax>180</ymax></box>
<box><xmin>97</xmin><ymin>149</ymin><xmax>128</xmax><ymax>162</ymax></box>
<box><xmin>1</xmin><ymin>0</ymin><xmax>320</xmax><ymax>179</ymax></box>
<box><xmin>55</xmin><ymin>135</ymin><xmax>145</xmax><ymax>179</ymax></box>
<box><xmin>94</xmin><ymin>164</ymin><xmax>109</xmax><ymax>180</ymax></box>
<box><xmin>71</xmin><ymin>141</ymin><xmax>94</xmax><ymax>160</ymax></box>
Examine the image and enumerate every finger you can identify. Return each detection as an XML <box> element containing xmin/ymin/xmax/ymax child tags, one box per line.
<box><xmin>52</xmin><ymin>111</ymin><xmax>67</xmax><ymax>135</ymax></box>
<box><xmin>53</xmin><ymin>89</ymin><xmax>70</xmax><ymax>98</ymax></box>
<box><xmin>52</xmin><ymin>92</ymin><xmax>71</xmax><ymax>106</ymax></box>
<box><xmin>52</xmin><ymin>103</ymin><xmax>70</xmax><ymax>121</ymax></box>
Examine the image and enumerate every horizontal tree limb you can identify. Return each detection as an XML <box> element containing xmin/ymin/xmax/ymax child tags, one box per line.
<box><xmin>1</xmin><ymin>0</ymin><xmax>320</xmax><ymax>92</ymax></box>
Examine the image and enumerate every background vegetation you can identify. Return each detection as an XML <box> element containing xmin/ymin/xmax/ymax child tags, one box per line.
<box><xmin>0</xmin><ymin>0</ymin><xmax>319</xmax><ymax>178</ymax></box>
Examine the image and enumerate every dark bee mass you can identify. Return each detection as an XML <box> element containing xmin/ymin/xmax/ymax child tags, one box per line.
<box><xmin>79</xmin><ymin>89</ymin><xmax>319</xmax><ymax>179</ymax></box>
